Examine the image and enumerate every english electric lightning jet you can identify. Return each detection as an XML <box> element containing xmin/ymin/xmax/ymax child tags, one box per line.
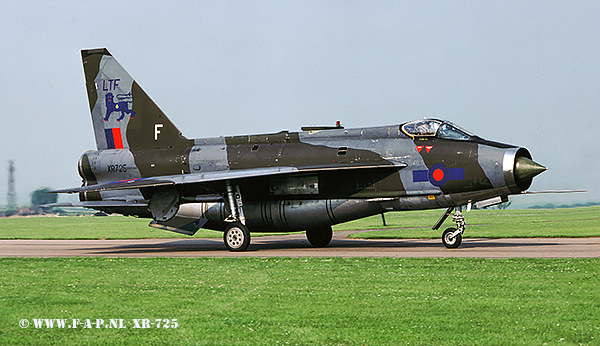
<box><xmin>53</xmin><ymin>48</ymin><xmax>547</xmax><ymax>251</ymax></box>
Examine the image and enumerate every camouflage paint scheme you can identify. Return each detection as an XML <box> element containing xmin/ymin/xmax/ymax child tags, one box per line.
<box><xmin>54</xmin><ymin>49</ymin><xmax>546</xmax><ymax>251</ymax></box>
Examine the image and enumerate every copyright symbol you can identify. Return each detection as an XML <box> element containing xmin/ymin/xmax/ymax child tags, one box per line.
<box><xmin>19</xmin><ymin>319</ymin><xmax>29</xmax><ymax>328</ymax></box>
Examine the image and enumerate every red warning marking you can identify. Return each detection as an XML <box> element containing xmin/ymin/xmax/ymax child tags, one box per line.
<box><xmin>432</xmin><ymin>168</ymin><xmax>445</xmax><ymax>181</ymax></box>
<box><xmin>416</xmin><ymin>146</ymin><xmax>424</xmax><ymax>153</ymax></box>
<box><xmin>425</xmin><ymin>146</ymin><xmax>433</xmax><ymax>153</ymax></box>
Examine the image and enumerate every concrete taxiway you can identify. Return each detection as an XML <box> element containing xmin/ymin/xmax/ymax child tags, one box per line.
<box><xmin>1</xmin><ymin>231</ymin><xmax>599</xmax><ymax>258</ymax></box>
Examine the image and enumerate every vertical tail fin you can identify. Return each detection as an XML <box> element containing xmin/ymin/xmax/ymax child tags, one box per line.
<box><xmin>81</xmin><ymin>48</ymin><xmax>191</xmax><ymax>150</ymax></box>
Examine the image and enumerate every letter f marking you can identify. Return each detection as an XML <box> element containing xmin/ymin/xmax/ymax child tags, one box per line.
<box><xmin>154</xmin><ymin>124</ymin><xmax>163</xmax><ymax>141</ymax></box>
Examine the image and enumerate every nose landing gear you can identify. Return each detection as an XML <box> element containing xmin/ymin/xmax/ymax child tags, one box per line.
<box><xmin>433</xmin><ymin>206</ymin><xmax>466</xmax><ymax>249</ymax></box>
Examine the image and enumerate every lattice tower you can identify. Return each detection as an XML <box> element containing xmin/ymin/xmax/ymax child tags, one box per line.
<box><xmin>7</xmin><ymin>160</ymin><xmax>17</xmax><ymax>212</ymax></box>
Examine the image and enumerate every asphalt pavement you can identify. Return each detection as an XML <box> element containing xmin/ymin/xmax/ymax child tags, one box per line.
<box><xmin>1</xmin><ymin>231</ymin><xmax>599</xmax><ymax>258</ymax></box>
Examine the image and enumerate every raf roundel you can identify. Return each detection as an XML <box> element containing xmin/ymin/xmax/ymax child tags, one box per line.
<box><xmin>428</xmin><ymin>164</ymin><xmax>449</xmax><ymax>187</ymax></box>
<box><xmin>412</xmin><ymin>164</ymin><xmax>465</xmax><ymax>187</ymax></box>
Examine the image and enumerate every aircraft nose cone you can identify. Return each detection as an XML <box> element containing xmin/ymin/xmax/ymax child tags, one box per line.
<box><xmin>515</xmin><ymin>156</ymin><xmax>547</xmax><ymax>181</ymax></box>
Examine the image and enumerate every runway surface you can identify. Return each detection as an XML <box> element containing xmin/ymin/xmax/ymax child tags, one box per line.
<box><xmin>1</xmin><ymin>231</ymin><xmax>600</xmax><ymax>258</ymax></box>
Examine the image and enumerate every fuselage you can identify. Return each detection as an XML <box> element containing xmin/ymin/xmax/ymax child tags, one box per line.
<box><xmin>77</xmin><ymin>120</ymin><xmax>539</xmax><ymax>232</ymax></box>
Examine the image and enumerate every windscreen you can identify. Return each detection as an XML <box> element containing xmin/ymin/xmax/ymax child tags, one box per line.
<box><xmin>437</xmin><ymin>123</ymin><xmax>470</xmax><ymax>140</ymax></box>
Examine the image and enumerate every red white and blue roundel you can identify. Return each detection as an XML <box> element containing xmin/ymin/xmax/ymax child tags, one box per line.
<box><xmin>412</xmin><ymin>164</ymin><xmax>464</xmax><ymax>187</ymax></box>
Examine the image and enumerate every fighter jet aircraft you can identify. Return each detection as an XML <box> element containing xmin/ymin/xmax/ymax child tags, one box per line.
<box><xmin>53</xmin><ymin>48</ymin><xmax>547</xmax><ymax>251</ymax></box>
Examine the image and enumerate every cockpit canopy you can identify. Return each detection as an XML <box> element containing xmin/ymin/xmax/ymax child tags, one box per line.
<box><xmin>401</xmin><ymin>119</ymin><xmax>473</xmax><ymax>140</ymax></box>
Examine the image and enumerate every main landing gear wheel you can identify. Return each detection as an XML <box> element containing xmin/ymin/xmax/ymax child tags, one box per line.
<box><xmin>306</xmin><ymin>226</ymin><xmax>333</xmax><ymax>247</ymax></box>
<box><xmin>224</xmin><ymin>223</ymin><xmax>251</xmax><ymax>251</ymax></box>
<box><xmin>442</xmin><ymin>227</ymin><xmax>462</xmax><ymax>249</ymax></box>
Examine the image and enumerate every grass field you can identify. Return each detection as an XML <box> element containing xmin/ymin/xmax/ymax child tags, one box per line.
<box><xmin>1</xmin><ymin>207</ymin><xmax>599</xmax><ymax>345</ymax></box>
<box><xmin>1</xmin><ymin>257</ymin><xmax>599</xmax><ymax>345</ymax></box>
<box><xmin>0</xmin><ymin>216</ymin><xmax>223</xmax><ymax>239</ymax></box>
<box><xmin>342</xmin><ymin>206</ymin><xmax>600</xmax><ymax>239</ymax></box>
<box><xmin>0</xmin><ymin>206</ymin><xmax>598</xmax><ymax>240</ymax></box>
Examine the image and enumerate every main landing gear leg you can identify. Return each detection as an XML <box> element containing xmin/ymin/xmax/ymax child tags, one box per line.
<box><xmin>223</xmin><ymin>181</ymin><xmax>251</xmax><ymax>251</ymax></box>
<box><xmin>433</xmin><ymin>206</ymin><xmax>466</xmax><ymax>249</ymax></box>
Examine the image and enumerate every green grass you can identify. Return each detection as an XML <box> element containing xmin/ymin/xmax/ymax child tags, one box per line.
<box><xmin>342</xmin><ymin>206</ymin><xmax>600</xmax><ymax>239</ymax></box>
<box><xmin>0</xmin><ymin>216</ymin><xmax>223</xmax><ymax>239</ymax></box>
<box><xmin>0</xmin><ymin>206</ymin><xmax>598</xmax><ymax>240</ymax></box>
<box><xmin>0</xmin><ymin>257</ymin><xmax>598</xmax><ymax>345</ymax></box>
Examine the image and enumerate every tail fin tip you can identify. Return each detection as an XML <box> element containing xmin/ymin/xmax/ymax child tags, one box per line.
<box><xmin>81</xmin><ymin>48</ymin><xmax>111</xmax><ymax>59</ymax></box>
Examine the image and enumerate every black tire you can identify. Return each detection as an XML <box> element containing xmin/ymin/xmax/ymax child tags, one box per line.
<box><xmin>442</xmin><ymin>227</ymin><xmax>462</xmax><ymax>249</ymax></box>
<box><xmin>306</xmin><ymin>226</ymin><xmax>333</xmax><ymax>247</ymax></box>
<box><xmin>224</xmin><ymin>223</ymin><xmax>251</xmax><ymax>251</ymax></box>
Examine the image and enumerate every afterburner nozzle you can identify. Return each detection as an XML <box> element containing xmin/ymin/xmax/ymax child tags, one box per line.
<box><xmin>515</xmin><ymin>156</ymin><xmax>547</xmax><ymax>181</ymax></box>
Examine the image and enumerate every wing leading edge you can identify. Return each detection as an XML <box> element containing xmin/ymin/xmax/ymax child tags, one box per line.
<box><xmin>53</xmin><ymin>162</ymin><xmax>407</xmax><ymax>194</ymax></box>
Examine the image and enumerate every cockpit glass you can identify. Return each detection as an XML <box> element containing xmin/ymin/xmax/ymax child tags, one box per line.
<box><xmin>401</xmin><ymin>119</ymin><xmax>472</xmax><ymax>140</ymax></box>
<box><xmin>401</xmin><ymin>120</ymin><xmax>441</xmax><ymax>137</ymax></box>
<box><xmin>437</xmin><ymin>123</ymin><xmax>470</xmax><ymax>140</ymax></box>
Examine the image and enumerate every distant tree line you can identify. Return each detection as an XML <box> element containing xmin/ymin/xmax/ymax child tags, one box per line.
<box><xmin>30</xmin><ymin>187</ymin><xmax>57</xmax><ymax>207</ymax></box>
<box><xmin>528</xmin><ymin>201</ymin><xmax>600</xmax><ymax>209</ymax></box>
<box><xmin>469</xmin><ymin>200</ymin><xmax>599</xmax><ymax>211</ymax></box>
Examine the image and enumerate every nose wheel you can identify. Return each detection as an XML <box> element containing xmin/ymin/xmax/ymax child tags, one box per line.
<box><xmin>442</xmin><ymin>227</ymin><xmax>462</xmax><ymax>248</ymax></box>
<box><xmin>434</xmin><ymin>206</ymin><xmax>466</xmax><ymax>249</ymax></box>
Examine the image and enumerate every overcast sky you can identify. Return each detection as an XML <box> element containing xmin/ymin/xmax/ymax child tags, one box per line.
<box><xmin>1</xmin><ymin>1</ymin><xmax>598</xmax><ymax>207</ymax></box>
